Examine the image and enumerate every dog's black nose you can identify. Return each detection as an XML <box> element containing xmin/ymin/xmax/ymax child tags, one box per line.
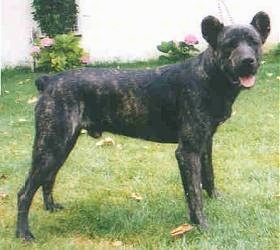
<box><xmin>241</xmin><ymin>57</ymin><xmax>256</xmax><ymax>66</ymax></box>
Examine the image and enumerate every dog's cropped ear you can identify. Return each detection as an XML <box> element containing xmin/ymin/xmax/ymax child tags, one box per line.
<box><xmin>251</xmin><ymin>11</ymin><xmax>270</xmax><ymax>43</ymax></box>
<box><xmin>201</xmin><ymin>16</ymin><xmax>224</xmax><ymax>49</ymax></box>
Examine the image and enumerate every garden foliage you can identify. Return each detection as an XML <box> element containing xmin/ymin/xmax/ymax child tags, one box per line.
<box><xmin>157</xmin><ymin>34</ymin><xmax>200</xmax><ymax>62</ymax></box>
<box><xmin>32</xmin><ymin>0</ymin><xmax>78</xmax><ymax>37</ymax></box>
<box><xmin>32</xmin><ymin>34</ymin><xmax>89</xmax><ymax>72</ymax></box>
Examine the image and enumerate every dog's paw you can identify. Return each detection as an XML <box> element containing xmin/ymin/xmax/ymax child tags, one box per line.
<box><xmin>209</xmin><ymin>189</ymin><xmax>221</xmax><ymax>199</ymax></box>
<box><xmin>44</xmin><ymin>202</ymin><xmax>64</xmax><ymax>212</ymax></box>
<box><xmin>198</xmin><ymin>221</ymin><xmax>209</xmax><ymax>231</ymax></box>
<box><xmin>16</xmin><ymin>229</ymin><xmax>35</xmax><ymax>242</ymax></box>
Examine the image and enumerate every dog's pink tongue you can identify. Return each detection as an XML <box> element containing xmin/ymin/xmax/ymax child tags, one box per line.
<box><xmin>239</xmin><ymin>76</ymin><xmax>256</xmax><ymax>88</ymax></box>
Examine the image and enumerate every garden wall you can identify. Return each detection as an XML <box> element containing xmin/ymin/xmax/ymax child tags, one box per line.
<box><xmin>1</xmin><ymin>0</ymin><xmax>279</xmax><ymax>67</ymax></box>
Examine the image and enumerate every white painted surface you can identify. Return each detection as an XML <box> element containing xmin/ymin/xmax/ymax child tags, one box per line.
<box><xmin>1</xmin><ymin>0</ymin><xmax>279</xmax><ymax>66</ymax></box>
<box><xmin>1</xmin><ymin>0</ymin><xmax>34</xmax><ymax>67</ymax></box>
<box><xmin>78</xmin><ymin>0</ymin><xmax>279</xmax><ymax>62</ymax></box>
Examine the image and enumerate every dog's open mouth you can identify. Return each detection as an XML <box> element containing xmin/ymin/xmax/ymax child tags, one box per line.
<box><xmin>238</xmin><ymin>75</ymin><xmax>256</xmax><ymax>88</ymax></box>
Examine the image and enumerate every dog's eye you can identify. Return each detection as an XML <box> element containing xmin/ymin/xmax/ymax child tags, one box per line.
<box><xmin>250</xmin><ymin>40</ymin><xmax>260</xmax><ymax>46</ymax></box>
<box><xmin>223</xmin><ymin>40</ymin><xmax>238</xmax><ymax>50</ymax></box>
<box><xmin>221</xmin><ymin>41</ymin><xmax>237</xmax><ymax>56</ymax></box>
<box><xmin>247</xmin><ymin>37</ymin><xmax>261</xmax><ymax>46</ymax></box>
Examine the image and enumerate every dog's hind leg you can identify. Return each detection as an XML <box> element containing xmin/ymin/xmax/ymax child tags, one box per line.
<box><xmin>42</xmin><ymin>172</ymin><xmax>64</xmax><ymax>211</ymax></box>
<box><xmin>17</xmin><ymin>128</ymin><xmax>80</xmax><ymax>240</ymax></box>
<box><xmin>42</xmin><ymin>132</ymin><xmax>79</xmax><ymax>211</ymax></box>
<box><xmin>39</xmin><ymin>111</ymin><xmax>81</xmax><ymax>211</ymax></box>
<box><xmin>16</xmin><ymin>171</ymin><xmax>42</xmax><ymax>241</ymax></box>
<box><xmin>16</xmin><ymin>99</ymin><xmax>81</xmax><ymax>241</ymax></box>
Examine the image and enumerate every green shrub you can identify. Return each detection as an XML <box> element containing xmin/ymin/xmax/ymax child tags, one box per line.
<box><xmin>31</xmin><ymin>34</ymin><xmax>89</xmax><ymax>72</ymax></box>
<box><xmin>32</xmin><ymin>0</ymin><xmax>78</xmax><ymax>37</ymax></box>
<box><xmin>273</xmin><ymin>43</ymin><xmax>280</xmax><ymax>56</ymax></box>
<box><xmin>157</xmin><ymin>34</ymin><xmax>200</xmax><ymax>63</ymax></box>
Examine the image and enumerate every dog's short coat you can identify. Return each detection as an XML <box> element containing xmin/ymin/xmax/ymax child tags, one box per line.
<box><xmin>16</xmin><ymin>12</ymin><xmax>270</xmax><ymax>240</ymax></box>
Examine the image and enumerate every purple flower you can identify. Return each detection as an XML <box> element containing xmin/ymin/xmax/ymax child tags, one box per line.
<box><xmin>81</xmin><ymin>54</ymin><xmax>90</xmax><ymax>64</ymax></box>
<box><xmin>184</xmin><ymin>34</ymin><xmax>199</xmax><ymax>45</ymax></box>
<box><xmin>40</xmin><ymin>37</ymin><xmax>54</xmax><ymax>47</ymax></box>
<box><xmin>31</xmin><ymin>46</ymin><xmax>40</xmax><ymax>55</ymax></box>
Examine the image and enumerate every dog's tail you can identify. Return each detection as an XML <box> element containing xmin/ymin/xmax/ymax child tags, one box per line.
<box><xmin>35</xmin><ymin>75</ymin><xmax>50</xmax><ymax>92</ymax></box>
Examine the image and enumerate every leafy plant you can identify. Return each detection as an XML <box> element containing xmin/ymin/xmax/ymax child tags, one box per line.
<box><xmin>273</xmin><ymin>43</ymin><xmax>280</xmax><ymax>56</ymax></box>
<box><xmin>32</xmin><ymin>0</ymin><xmax>78</xmax><ymax>37</ymax></box>
<box><xmin>157</xmin><ymin>34</ymin><xmax>200</xmax><ymax>62</ymax></box>
<box><xmin>32</xmin><ymin>34</ymin><xmax>89</xmax><ymax>72</ymax></box>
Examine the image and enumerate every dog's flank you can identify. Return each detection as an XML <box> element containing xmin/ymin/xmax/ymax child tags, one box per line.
<box><xmin>16</xmin><ymin>12</ymin><xmax>270</xmax><ymax>241</ymax></box>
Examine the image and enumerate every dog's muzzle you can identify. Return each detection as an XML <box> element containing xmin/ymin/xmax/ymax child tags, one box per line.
<box><xmin>236</xmin><ymin>57</ymin><xmax>258</xmax><ymax>88</ymax></box>
<box><xmin>230</xmin><ymin>44</ymin><xmax>259</xmax><ymax>88</ymax></box>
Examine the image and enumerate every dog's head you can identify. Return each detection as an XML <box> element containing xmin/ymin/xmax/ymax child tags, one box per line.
<box><xmin>201</xmin><ymin>12</ymin><xmax>270</xmax><ymax>88</ymax></box>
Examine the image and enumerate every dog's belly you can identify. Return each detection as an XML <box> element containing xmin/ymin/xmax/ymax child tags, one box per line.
<box><xmin>99</xmin><ymin>103</ymin><xmax>178</xmax><ymax>143</ymax></box>
<box><xmin>83</xmin><ymin>101</ymin><xmax>179</xmax><ymax>143</ymax></box>
<box><xmin>104</xmin><ymin>120</ymin><xmax>178</xmax><ymax>143</ymax></box>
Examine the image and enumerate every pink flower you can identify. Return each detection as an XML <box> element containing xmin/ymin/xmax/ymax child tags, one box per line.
<box><xmin>81</xmin><ymin>54</ymin><xmax>90</xmax><ymax>64</ymax></box>
<box><xmin>31</xmin><ymin>45</ymin><xmax>40</xmax><ymax>55</ymax></box>
<box><xmin>40</xmin><ymin>37</ymin><xmax>54</xmax><ymax>47</ymax></box>
<box><xmin>184</xmin><ymin>34</ymin><xmax>199</xmax><ymax>45</ymax></box>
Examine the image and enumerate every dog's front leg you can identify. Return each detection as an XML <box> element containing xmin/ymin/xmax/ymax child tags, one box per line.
<box><xmin>175</xmin><ymin>144</ymin><xmax>207</xmax><ymax>228</ymax></box>
<box><xmin>201</xmin><ymin>137</ymin><xmax>218</xmax><ymax>198</ymax></box>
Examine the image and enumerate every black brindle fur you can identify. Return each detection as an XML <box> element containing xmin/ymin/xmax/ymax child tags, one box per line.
<box><xmin>16</xmin><ymin>12</ymin><xmax>270</xmax><ymax>240</ymax></box>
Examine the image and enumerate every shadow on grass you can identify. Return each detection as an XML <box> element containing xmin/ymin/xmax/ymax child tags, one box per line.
<box><xmin>36</xmin><ymin>194</ymin><xmax>203</xmax><ymax>244</ymax></box>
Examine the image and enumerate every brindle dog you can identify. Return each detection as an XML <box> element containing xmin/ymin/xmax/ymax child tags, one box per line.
<box><xmin>16</xmin><ymin>12</ymin><xmax>270</xmax><ymax>240</ymax></box>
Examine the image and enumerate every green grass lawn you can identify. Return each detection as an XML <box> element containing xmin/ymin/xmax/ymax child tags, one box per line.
<box><xmin>0</xmin><ymin>57</ymin><xmax>279</xmax><ymax>249</ymax></box>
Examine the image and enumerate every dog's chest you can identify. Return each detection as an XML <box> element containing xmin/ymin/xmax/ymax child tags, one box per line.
<box><xmin>203</xmin><ymin>88</ymin><xmax>236</xmax><ymax>126</ymax></box>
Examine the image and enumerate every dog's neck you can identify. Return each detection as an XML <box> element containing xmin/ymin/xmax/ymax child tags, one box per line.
<box><xmin>200</xmin><ymin>47</ymin><xmax>241</xmax><ymax>98</ymax></box>
<box><xmin>194</xmin><ymin>48</ymin><xmax>242</xmax><ymax>123</ymax></box>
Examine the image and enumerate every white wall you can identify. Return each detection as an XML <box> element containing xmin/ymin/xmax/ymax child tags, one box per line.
<box><xmin>1</xmin><ymin>0</ymin><xmax>279</xmax><ymax>67</ymax></box>
<box><xmin>78</xmin><ymin>0</ymin><xmax>279</xmax><ymax>62</ymax></box>
<box><xmin>1</xmin><ymin>0</ymin><xmax>34</xmax><ymax>67</ymax></box>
